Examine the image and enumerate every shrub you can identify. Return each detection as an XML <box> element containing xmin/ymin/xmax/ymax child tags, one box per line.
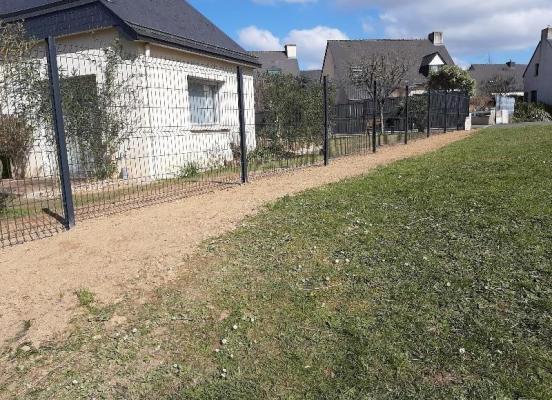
<box><xmin>512</xmin><ymin>102</ymin><xmax>552</xmax><ymax>123</ymax></box>
<box><xmin>177</xmin><ymin>162</ymin><xmax>200</xmax><ymax>179</ymax></box>
<box><xmin>0</xmin><ymin>116</ymin><xmax>34</xmax><ymax>179</ymax></box>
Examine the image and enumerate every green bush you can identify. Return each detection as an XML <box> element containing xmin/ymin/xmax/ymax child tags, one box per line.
<box><xmin>513</xmin><ymin>102</ymin><xmax>552</xmax><ymax>123</ymax></box>
<box><xmin>177</xmin><ymin>163</ymin><xmax>200</xmax><ymax>179</ymax></box>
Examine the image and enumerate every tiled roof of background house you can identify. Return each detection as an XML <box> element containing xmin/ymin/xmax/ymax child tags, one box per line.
<box><xmin>325</xmin><ymin>38</ymin><xmax>455</xmax><ymax>87</ymax></box>
<box><xmin>300</xmin><ymin>70</ymin><xmax>322</xmax><ymax>83</ymax></box>
<box><xmin>468</xmin><ymin>62</ymin><xmax>526</xmax><ymax>94</ymax></box>
<box><xmin>250</xmin><ymin>50</ymin><xmax>300</xmax><ymax>76</ymax></box>
<box><xmin>0</xmin><ymin>0</ymin><xmax>259</xmax><ymax>66</ymax></box>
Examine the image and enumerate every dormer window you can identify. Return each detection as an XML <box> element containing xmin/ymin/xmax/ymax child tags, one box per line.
<box><xmin>421</xmin><ymin>53</ymin><xmax>445</xmax><ymax>77</ymax></box>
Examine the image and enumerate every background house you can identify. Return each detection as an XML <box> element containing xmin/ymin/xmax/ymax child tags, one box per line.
<box><xmin>0</xmin><ymin>0</ymin><xmax>259</xmax><ymax>181</ymax></box>
<box><xmin>524</xmin><ymin>27</ymin><xmax>552</xmax><ymax>106</ymax></box>
<box><xmin>469</xmin><ymin>61</ymin><xmax>526</xmax><ymax>97</ymax></box>
<box><xmin>251</xmin><ymin>45</ymin><xmax>300</xmax><ymax>77</ymax></box>
<box><xmin>322</xmin><ymin>32</ymin><xmax>455</xmax><ymax>104</ymax></box>
<box><xmin>300</xmin><ymin>70</ymin><xmax>322</xmax><ymax>84</ymax></box>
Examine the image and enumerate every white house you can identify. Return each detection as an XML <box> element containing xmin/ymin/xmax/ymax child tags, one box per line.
<box><xmin>524</xmin><ymin>27</ymin><xmax>552</xmax><ymax>106</ymax></box>
<box><xmin>0</xmin><ymin>0</ymin><xmax>259</xmax><ymax>181</ymax></box>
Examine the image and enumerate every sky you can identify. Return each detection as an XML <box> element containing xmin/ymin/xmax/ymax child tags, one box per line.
<box><xmin>187</xmin><ymin>0</ymin><xmax>551</xmax><ymax>71</ymax></box>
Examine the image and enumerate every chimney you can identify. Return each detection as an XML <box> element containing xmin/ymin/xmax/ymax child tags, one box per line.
<box><xmin>428</xmin><ymin>32</ymin><xmax>443</xmax><ymax>45</ymax></box>
<box><xmin>542</xmin><ymin>27</ymin><xmax>552</xmax><ymax>42</ymax></box>
<box><xmin>285</xmin><ymin>44</ymin><xmax>297</xmax><ymax>59</ymax></box>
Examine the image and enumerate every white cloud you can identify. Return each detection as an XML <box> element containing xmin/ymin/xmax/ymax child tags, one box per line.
<box><xmin>238</xmin><ymin>25</ymin><xmax>348</xmax><ymax>69</ymax></box>
<box><xmin>238</xmin><ymin>26</ymin><xmax>282</xmax><ymax>51</ymax></box>
<box><xmin>336</xmin><ymin>0</ymin><xmax>552</xmax><ymax>57</ymax></box>
<box><xmin>284</xmin><ymin>26</ymin><xmax>349</xmax><ymax>69</ymax></box>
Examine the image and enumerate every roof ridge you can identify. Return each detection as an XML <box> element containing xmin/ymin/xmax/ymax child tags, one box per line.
<box><xmin>329</xmin><ymin>38</ymin><xmax>429</xmax><ymax>43</ymax></box>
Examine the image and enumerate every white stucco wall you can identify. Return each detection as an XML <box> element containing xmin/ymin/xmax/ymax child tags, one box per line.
<box><xmin>524</xmin><ymin>39</ymin><xmax>552</xmax><ymax>106</ymax></box>
<box><xmin>17</xmin><ymin>28</ymin><xmax>256</xmax><ymax>181</ymax></box>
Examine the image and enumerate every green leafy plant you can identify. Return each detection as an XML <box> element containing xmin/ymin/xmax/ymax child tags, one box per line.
<box><xmin>177</xmin><ymin>162</ymin><xmax>200</xmax><ymax>179</ymax></box>
<box><xmin>512</xmin><ymin>102</ymin><xmax>552</xmax><ymax>123</ymax></box>
<box><xmin>75</xmin><ymin>288</ymin><xmax>95</xmax><ymax>307</ymax></box>
<box><xmin>428</xmin><ymin>65</ymin><xmax>476</xmax><ymax>96</ymax></box>
<box><xmin>51</xmin><ymin>43</ymin><xmax>141</xmax><ymax>180</ymax></box>
<box><xmin>0</xmin><ymin>22</ymin><xmax>45</xmax><ymax>179</ymax></box>
<box><xmin>255</xmin><ymin>72</ymin><xmax>327</xmax><ymax>148</ymax></box>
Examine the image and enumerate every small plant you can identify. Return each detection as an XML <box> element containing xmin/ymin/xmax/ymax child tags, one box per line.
<box><xmin>75</xmin><ymin>289</ymin><xmax>95</xmax><ymax>307</ymax></box>
<box><xmin>513</xmin><ymin>102</ymin><xmax>552</xmax><ymax>123</ymax></box>
<box><xmin>177</xmin><ymin>162</ymin><xmax>200</xmax><ymax>179</ymax></box>
<box><xmin>0</xmin><ymin>192</ymin><xmax>13</xmax><ymax>212</ymax></box>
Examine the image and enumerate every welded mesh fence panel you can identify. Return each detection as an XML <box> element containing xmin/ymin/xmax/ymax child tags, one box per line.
<box><xmin>248</xmin><ymin>74</ymin><xmax>325</xmax><ymax>177</ymax></box>
<box><xmin>331</xmin><ymin>101</ymin><xmax>372</xmax><ymax>157</ymax></box>
<box><xmin>53</xmin><ymin>41</ymin><xmax>248</xmax><ymax>220</ymax></box>
<box><xmin>0</xmin><ymin>44</ymin><xmax>66</xmax><ymax>247</ymax></box>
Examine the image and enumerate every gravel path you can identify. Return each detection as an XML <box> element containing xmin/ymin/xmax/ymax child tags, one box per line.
<box><xmin>0</xmin><ymin>131</ymin><xmax>473</xmax><ymax>346</ymax></box>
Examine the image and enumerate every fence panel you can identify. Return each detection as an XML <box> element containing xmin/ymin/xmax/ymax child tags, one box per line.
<box><xmin>0</xmin><ymin>43</ymin><xmax>66</xmax><ymax>247</ymax></box>
<box><xmin>52</xmin><ymin>41</ymin><xmax>246</xmax><ymax>220</ymax></box>
<box><xmin>249</xmin><ymin>75</ymin><xmax>325</xmax><ymax>176</ymax></box>
<box><xmin>1</xmin><ymin>42</ymin><xmax>471</xmax><ymax>249</ymax></box>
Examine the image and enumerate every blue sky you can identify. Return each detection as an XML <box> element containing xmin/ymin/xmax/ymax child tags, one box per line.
<box><xmin>187</xmin><ymin>0</ymin><xmax>550</xmax><ymax>70</ymax></box>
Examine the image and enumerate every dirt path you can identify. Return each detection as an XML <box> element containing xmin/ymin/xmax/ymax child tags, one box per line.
<box><xmin>0</xmin><ymin>132</ymin><xmax>472</xmax><ymax>347</ymax></box>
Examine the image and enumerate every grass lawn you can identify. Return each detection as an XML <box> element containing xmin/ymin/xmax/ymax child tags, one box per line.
<box><xmin>2</xmin><ymin>125</ymin><xmax>551</xmax><ymax>399</ymax></box>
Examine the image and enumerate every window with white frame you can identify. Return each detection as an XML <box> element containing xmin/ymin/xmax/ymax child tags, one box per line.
<box><xmin>188</xmin><ymin>78</ymin><xmax>220</xmax><ymax>126</ymax></box>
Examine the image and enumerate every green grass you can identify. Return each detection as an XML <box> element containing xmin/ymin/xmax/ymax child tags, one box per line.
<box><xmin>75</xmin><ymin>289</ymin><xmax>95</xmax><ymax>308</ymax></box>
<box><xmin>2</xmin><ymin>125</ymin><xmax>551</xmax><ymax>399</ymax></box>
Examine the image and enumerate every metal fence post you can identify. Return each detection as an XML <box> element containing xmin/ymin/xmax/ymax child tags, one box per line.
<box><xmin>372</xmin><ymin>81</ymin><xmax>377</xmax><ymax>153</ymax></box>
<box><xmin>443</xmin><ymin>90</ymin><xmax>448</xmax><ymax>133</ymax></box>
<box><xmin>237</xmin><ymin>66</ymin><xmax>248</xmax><ymax>183</ymax></box>
<box><xmin>323</xmin><ymin>75</ymin><xmax>330</xmax><ymax>166</ymax></box>
<box><xmin>456</xmin><ymin>92</ymin><xmax>461</xmax><ymax>130</ymax></box>
<box><xmin>427</xmin><ymin>89</ymin><xmax>431</xmax><ymax>138</ymax></box>
<box><xmin>404</xmin><ymin>84</ymin><xmax>409</xmax><ymax>145</ymax></box>
<box><xmin>46</xmin><ymin>36</ymin><xmax>75</xmax><ymax>229</ymax></box>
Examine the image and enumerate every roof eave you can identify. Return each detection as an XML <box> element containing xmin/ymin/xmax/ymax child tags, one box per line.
<box><xmin>131</xmin><ymin>27</ymin><xmax>261</xmax><ymax>67</ymax></box>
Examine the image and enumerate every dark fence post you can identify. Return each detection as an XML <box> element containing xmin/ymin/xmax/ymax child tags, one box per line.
<box><xmin>237</xmin><ymin>66</ymin><xmax>248</xmax><ymax>183</ymax></box>
<box><xmin>323</xmin><ymin>75</ymin><xmax>330</xmax><ymax>166</ymax></box>
<box><xmin>404</xmin><ymin>84</ymin><xmax>409</xmax><ymax>145</ymax></box>
<box><xmin>456</xmin><ymin>92</ymin><xmax>461</xmax><ymax>130</ymax></box>
<box><xmin>372</xmin><ymin>81</ymin><xmax>377</xmax><ymax>153</ymax></box>
<box><xmin>427</xmin><ymin>89</ymin><xmax>431</xmax><ymax>137</ymax></box>
<box><xmin>443</xmin><ymin>90</ymin><xmax>448</xmax><ymax>133</ymax></box>
<box><xmin>46</xmin><ymin>36</ymin><xmax>75</xmax><ymax>229</ymax></box>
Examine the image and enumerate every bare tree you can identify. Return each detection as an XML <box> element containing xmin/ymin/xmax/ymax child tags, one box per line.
<box><xmin>348</xmin><ymin>53</ymin><xmax>409</xmax><ymax>135</ymax></box>
<box><xmin>482</xmin><ymin>75</ymin><xmax>517</xmax><ymax>97</ymax></box>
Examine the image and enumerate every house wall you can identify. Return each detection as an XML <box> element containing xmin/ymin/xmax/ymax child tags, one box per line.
<box><xmin>524</xmin><ymin>40</ymin><xmax>552</xmax><ymax>106</ymax></box>
<box><xmin>17</xmin><ymin>28</ymin><xmax>256</xmax><ymax>182</ymax></box>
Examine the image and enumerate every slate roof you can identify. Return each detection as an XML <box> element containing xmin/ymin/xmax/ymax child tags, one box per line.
<box><xmin>0</xmin><ymin>0</ymin><xmax>259</xmax><ymax>66</ymax></box>
<box><xmin>325</xmin><ymin>39</ymin><xmax>455</xmax><ymax>87</ymax></box>
<box><xmin>468</xmin><ymin>62</ymin><xmax>526</xmax><ymax>94</ymax></box>
<box><xmin>300</xmin><ymin>70</ymin><xmax>322</xmax><ymax>83</ymax></box>
<box><xmin>250</xmin><ymin>51</ymin><xmax>300</xmax><ymax>76</ymax></box>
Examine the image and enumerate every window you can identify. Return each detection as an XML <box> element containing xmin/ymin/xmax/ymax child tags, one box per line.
<box><xmin>531</xmin><ymin>90</ymin><xmax>538</xmax><ymax>103</ymax></box>
<box><xmin>535</xmin><ymin>63</ymin><xmax>540</xmax><ymax>76</ymax></box>
<box><xmin>429</xmin><ymin>65</ymin><xmax>442</xmax><ymax>73</ymax></box>
<box><xmin>267</xmin><ymin>68</ymin><xmax>282</xmax><ymax>76</ymax></box>
<box><xmin>188</xmin><ymin>79</ymin><xmax>220</xmax><ymax>125</ymax></box>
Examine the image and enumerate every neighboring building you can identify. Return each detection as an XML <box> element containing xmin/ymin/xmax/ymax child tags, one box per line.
<box><xmin>251</xmin><ymin>45</ymin><xmax>300</xmax><ymax>77</ymax></box>
<box><xmin>300</xmin><ymin>70</ymin><xmax>322</xmax><ymax>84</ymax></box>
<box><xmin>468</xmin><ymin>61</ymin><xmax>526</xmax><ymax>96</ymax></box>
<box><xmin>0</xmin><ymin>0</ymin><xmax>259</xmax><ymax>180</ymax></box>
<box><xmin>524</xmin><ymin>27</ymin><xmax>552</xmax><ymax>105</ymax></box>
<box><xmin>321</xmin><ymin>32</ymin><xmax>455</xmax><ymax>103</ymax></box>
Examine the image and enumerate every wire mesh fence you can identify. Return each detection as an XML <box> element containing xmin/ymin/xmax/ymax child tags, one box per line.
<box><xmin>0</xmin><ymin>37</ymin><xmax>470</xmax><ymax>248</ymax></box>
